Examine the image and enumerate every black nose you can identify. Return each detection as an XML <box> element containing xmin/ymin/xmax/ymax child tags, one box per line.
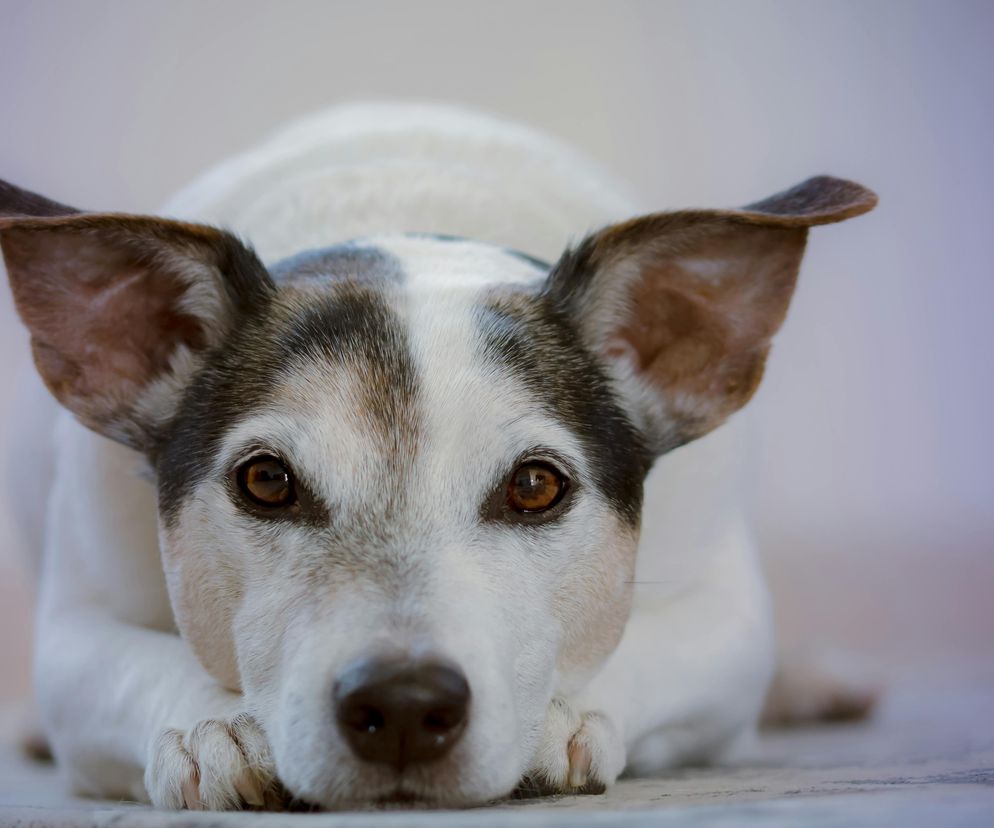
<box><xmin>334</xmin><ymin>657</ymin><xmax>470</xmax><ymax>770</ymax></box>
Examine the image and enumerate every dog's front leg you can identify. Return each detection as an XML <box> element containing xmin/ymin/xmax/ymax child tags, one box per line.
<box><xmin>573</xmin><ymin>525</ymin><xmax>776</xmax><ymax>776</ymax></box>
<box><xmin>37</xmin><ymin>608</ymin><xmax>281</xmax><ymax>809</ymax></box>
<box><xmin>33</xmin><ymin>419</ymin><xmax>280</xmax><ymax>809</ymax></box>
<box><xmin>526</xmin><ymin>523</ymin><xmax>774</xmax><ymax>791</ymax></box>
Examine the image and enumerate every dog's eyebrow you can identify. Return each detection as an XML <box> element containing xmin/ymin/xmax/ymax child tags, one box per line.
<box><xmin>156</xmin><ymin>278</ymin><xmax>420</xmax><ymax>526</ymax></box>
<box><xmin>280</xmin><ymin>283</ymin><xmax>421</xmax><ymax>460</ymax></box>
<box><xmin>474</xmin><ymin>292</ymin><xmax>648</xmax><ymax>527</ymax></box>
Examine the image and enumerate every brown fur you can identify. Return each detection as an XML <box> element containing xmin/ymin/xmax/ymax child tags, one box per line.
<box><xmin>546</xmin><ymin>176</ymin><xmax>878</xmax><ymax>451</ymax></box>
<box><xmin>555</xmin><ymin>528</ymin><xmax>639</xmax><ymax>681</ymax></box>
<box><xmin>605</xmin><ymin>220</ymin><xmax>806</xmax><ymax>442</ymax></box>
<box><xmin>0</xmin><ymin>209</ymin><xmax>272</xmax><ymax>450</ymax></box>
<box><xmin>166</xmin><ymin>536</ymin><xmax>244</xmax><ymax>691</ymax></box>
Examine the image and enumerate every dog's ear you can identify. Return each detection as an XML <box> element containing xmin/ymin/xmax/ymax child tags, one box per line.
<box><xmin>0</xmin><ymin>179</ymin><xmax>273</xmax><ymax>452</ymax></box>
<box><xmin>545</xmin><ymin>176</ymin><xmax>877</xmax><ymax>454</ymax></box>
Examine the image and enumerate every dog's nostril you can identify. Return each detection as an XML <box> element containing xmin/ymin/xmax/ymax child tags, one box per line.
<box><xmin>342</xmin><ymin>704</ymin><xmax>385</xmax><ymax>735</ymax></box>
<box><xmin>423</xmin><ymin>708</ymin><xmax>462</xmax><ymax>732</ymax></box>
<box><xmin>334</xmin><ymin>657</ymin><xmax>470</xmax><ymax>770</ymax></box>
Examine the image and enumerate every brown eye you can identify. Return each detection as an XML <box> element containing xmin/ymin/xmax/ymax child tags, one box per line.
<box><xmin>507</xmin><ymin>462</ymin><xmax>566</xmax><ymax>513</ymax></box>
<box><xmin>237</xmin><ymin>455</ymin><xmax>295</xmax><ymax>508</ymax></box>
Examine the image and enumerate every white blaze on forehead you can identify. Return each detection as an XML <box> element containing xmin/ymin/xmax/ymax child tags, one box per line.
<box><xmin>386</xmin><ymin>240</ymin><xmax>590</xmax><ymax>521</ymax></box>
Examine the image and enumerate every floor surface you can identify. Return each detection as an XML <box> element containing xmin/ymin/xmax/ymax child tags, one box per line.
<box><xmin>2</xmin><ymin>668</ymin><xmax>992</xmax><ymax>827</ymax></box>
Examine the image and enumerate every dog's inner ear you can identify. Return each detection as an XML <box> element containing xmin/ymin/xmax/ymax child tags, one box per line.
<box><xmin>545</xmin><ymin>177</ymin><xmax>877</xmax><ymax>454</ymax></box>
<box><xmin>0</xmin><ymin>191</ymin><xmax>272</xmax><ymax>451</ymax></box>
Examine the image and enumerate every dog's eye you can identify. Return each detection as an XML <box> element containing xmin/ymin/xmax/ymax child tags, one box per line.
<box><xmin>236</xmin><ymin>455</ymin><xmax>296</xmax><ymax>508</ymax></box>
<box><xmin>507</xmin><ymin>462</ymin><xmax>566</xmax><ymax>513</ymax></box>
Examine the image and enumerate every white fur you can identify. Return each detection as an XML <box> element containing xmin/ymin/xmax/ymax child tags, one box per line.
<box><xmin>21</xmin><ymin>103</ymin><xmax>774</xmax><ymax>807</ymax></box>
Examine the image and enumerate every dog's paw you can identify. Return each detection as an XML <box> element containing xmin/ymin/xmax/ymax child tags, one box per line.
<box><xmin>145</xmin><ymin>713</ymin><xmax>283</xmax><ymax>810</ymax></box>
<box><xmin>521</xmin><ymin>697</ymin><xmax>625</xmax><ymax>796</ymax></box>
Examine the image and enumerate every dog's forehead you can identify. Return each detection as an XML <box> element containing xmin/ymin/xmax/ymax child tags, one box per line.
<box><xmin>263</xmin><ymin>234</ymin><xmax>558</xmax><ymax>476</ymax></box>
<box><xmin>371</xmin><ymin>235</ymin><xmax>550</xmax><ymax>288</ymax></box>
<box><xmin>270</xmin><ymin>235</ymin><xmax>549</xmax><ymax>288</ymax></box>
<box><xmin>157</xmin><ymin>237</ymin><xmax>646</xmax><ymax>526</ymax></box>
<box><xmin>230</xmin><ymin>238</ymin><xmax>562</xmax><ymax>502</ymax></box>
<box><xmin>269</xmin><ymin>242</ymin><xmax>406</xmax><ymax>285</ymax></box>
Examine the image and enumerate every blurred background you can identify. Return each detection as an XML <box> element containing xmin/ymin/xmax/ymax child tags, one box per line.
<box><xmin>0</xmin><ymin>0</ymin><xmax>991</xmax><ymax>704</ymax></box>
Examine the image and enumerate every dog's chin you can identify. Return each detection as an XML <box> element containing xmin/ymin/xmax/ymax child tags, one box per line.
<box><xmin>290</xmin><ymin>785</ymin><xmax>509</xmax><ymax>813</ymax></box>
<box><xmin>372</xmin><ymin>787</ymin><xmax>492</xmax><ymax>811</ymax></box>
<box><xmin>285</xmin><ymin>768</ymin><xmax>519</xmax><ymax>812</ymax></box>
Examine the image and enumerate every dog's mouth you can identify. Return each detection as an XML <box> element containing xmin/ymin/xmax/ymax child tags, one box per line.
<box><xmin>376</xmin><ymin>789</ymin><xmax>432</xmax><ymax>808</ymax></box>
<box><xmin>271</xmin><ymin>788</ymin><xmax>435</xmax><ymax>813</ymax></box>
<box><xmin>376</xmin><ymin>782</ymin><xmax>496</xmax><ymax>810</ymax></box>
<box><xmin>286</xmin><ymin>783</ymin><xmax>485</xmax><ymax>812</ymax></box>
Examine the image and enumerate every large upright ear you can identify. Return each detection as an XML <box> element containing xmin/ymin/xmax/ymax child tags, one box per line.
<box><xmin>545</xmin><ymin>176</ymin><xmax>877</xmax><ymax>455</ymax></box>
<box><xmin>0</xmin><ymin>179</ymin><xmax>273</xmax><ymax>452</ymax></box>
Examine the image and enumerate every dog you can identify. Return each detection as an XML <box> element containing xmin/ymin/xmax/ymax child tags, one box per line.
<box><xmin>0</xmin><ymin>104</ymin><xmax>876</xmax><ymax>809</ymax></box>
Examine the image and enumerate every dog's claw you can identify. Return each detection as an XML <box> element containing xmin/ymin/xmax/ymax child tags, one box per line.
<box><xmin>180</xmin><ymin>775</ymin><xmax>201</xmax><ymax>810</ymax></box>
<box><xmin>566</xmin><ymin>739</ymin><xmax>591</xmax><ymax>788</ymax></box>
<box><xmin>234</xmin><ymin>769</ymin><xmax>265</xmax><ymax>808</ymax></box>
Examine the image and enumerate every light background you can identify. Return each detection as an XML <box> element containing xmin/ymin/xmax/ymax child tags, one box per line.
<box><xmin>0</xmin><ymin>0</ymin><xmax>991</xmax><ymax>701</ymax></box>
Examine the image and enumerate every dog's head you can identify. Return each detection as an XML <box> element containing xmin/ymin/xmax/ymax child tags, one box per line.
<box><xmin>0</xmin><ymin>176</ymin><xmax>874</xmax><ymax>806</ymax></box>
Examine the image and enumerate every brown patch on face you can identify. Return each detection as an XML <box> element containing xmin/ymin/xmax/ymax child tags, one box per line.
<box><xmin>274</xmin><ymin>278</ymin><xmax>421</xmax><ymax>482</ymax></box>
<box><xmin>477</xmin><ymin>290</ymin><xmax>648</xmax><ymax>527</ymax></box>
<box><xmin>554</xmin><ymin>524</ymin><xmax>639</xmax><ymax>681</ymax></box>
<box><xmin>154</xmin><ymin>272</ymin><xmax>418</xmax><ymax>533</ymax></box>
<box><xmin>164</xmin><ymin>530</ymin><xmax>243</xmax><ymax>690</ymax></box>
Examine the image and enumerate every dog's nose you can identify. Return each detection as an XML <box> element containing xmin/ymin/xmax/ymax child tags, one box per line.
<box><xmin>334</xmin><ymin>656</ymin><xmax>470</xmax><ymax>769</ymax></box>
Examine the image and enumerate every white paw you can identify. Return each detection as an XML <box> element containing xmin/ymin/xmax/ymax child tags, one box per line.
<box><xmin>145</xmin><ymin>713</ymin><xmax>283</xmax><ymax>810</ymax></box>
<box><xmin>524</xmin><ymin>697</ymin><xmax>625</xmax><ymax>795</ymax></box>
